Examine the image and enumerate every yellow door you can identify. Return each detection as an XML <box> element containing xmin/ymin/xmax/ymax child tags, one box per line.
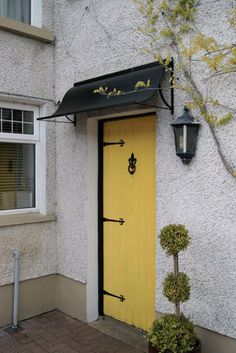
<box><xmin>103</xmin><ymin>115</ymin><xmax>156</xmax><ymax>331</ymax></box>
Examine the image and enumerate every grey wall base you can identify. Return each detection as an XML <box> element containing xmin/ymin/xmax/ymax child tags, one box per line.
<box><xmin>55</xmin><ymin>274</ymin><xmax>86</xmax><ymax>322</ymax></box>
<box><xmin>196</xmin><ymin>326</ymin><xmax>236</xmax><ymax>353</ymax></box>
<box><xmin>1</xmin><ymin>276</ymin><xmax>235</xmax><ymax>353</ymax></box>
<box><xmin>0</xmin><ymin>274</ymin><xmax>86</xmax><ymax>328</ymax></box>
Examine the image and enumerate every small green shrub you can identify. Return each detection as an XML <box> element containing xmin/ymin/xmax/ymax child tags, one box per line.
<box><xmin>147</xmin><ymin>224</ymin><xmax>199</xmax><ymax>353</ymax></box>
<box><xmin>148</xmin><ymin>314</ymin><xmax>197</xmax><ymax>353</ymax></box>
<box><xmin>163</xmin><ymin>272</ymin><xmax>190</xmax><ymax>304</ymax></box>
<box><xmin>159</xmin><ymin>224</ymin><xmax>190</xmax><ymax>256</ymax></box>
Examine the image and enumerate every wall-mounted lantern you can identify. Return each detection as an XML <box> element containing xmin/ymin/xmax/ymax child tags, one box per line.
<box><xmin>171</xmin><ymin>107</ymin><xmax>200</xmax><ymax>165</ymax></box>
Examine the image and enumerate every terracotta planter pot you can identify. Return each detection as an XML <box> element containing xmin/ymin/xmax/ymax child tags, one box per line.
<box><xmin>148</xmin><ymin>340</ymin><xmax>201</xmax><ymax>353</ymax></box>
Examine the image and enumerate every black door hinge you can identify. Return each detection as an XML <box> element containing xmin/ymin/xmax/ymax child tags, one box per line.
<box><xmin>103</xmin><ymin>139</ymin><xmax>125</xmax><ymax>147</ymax></box>
<box><xmin>103</xmin><ymin>217</ymin><xmax>125</xmax><ymax>225</ymax></box>
<box><xmin>103</xmin><ymin>290</ymin><xmax>125</xmax><ymax>302</ymax></box>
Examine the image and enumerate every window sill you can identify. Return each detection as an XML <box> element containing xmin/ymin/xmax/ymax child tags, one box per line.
<box><xmin>0</xmin><ymin>16</ymin><xmax>54</xmax><ymax>43</ymax></box>
<box><xmin>0</xmin><ymin>213</ymin><xmax>56</xmax><ymax>227</ymax></box>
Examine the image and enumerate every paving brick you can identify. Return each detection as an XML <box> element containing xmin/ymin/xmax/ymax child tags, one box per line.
<box><xmin>63</xmin><ymin>339</ymin><xmax>82</xmax><ymax>351</ymax></box>
<box><xmin>0</xmin><ymin>344</ymin><xmax>18</xmax><ymax>353</ymax></box>
<box><xmin>47</xmin><ymin>342</ymin><xmax>78</xmax><ymax>353</ymax></box>
<box><xmin>16</xmin><ymin>342</ymin><xmax>46</xmax><ymax>353</ymax></box>
<box><xmin>0</xmin><ymin>310</ymin><xmax>145</xmax><ymax>353</ymax></box>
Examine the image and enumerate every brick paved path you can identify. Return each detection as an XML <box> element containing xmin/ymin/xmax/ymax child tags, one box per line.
<box><xmin>0</xmin><ymin>310</ymin><xmax>145</xmax><ymax>353</ymax></box>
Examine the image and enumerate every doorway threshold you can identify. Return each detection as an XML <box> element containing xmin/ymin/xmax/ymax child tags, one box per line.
<box><xmin>89</xmin><ymin>316</ymin><xmax>147</xmax><ymax>352</ymax></box>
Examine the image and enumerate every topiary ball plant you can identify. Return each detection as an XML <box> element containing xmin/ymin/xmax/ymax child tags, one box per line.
<box><xmin>163</xmin><ymin>272</ymin><xmax>190</xmax><ymax>304</ymax></box>
<box><xmin>148</xmin><ymin>314</ymin><xmax>197</xmax><ymax>353</ymax></box>
<box><xmin>148</xmin><ymin>224</ymin><xmax>200</xmax><ymax>353</ymax></box>
<box><xmin>159</xmin><ymin>224</ymin><xmax>189</xmax><ymax>256</ymax></box>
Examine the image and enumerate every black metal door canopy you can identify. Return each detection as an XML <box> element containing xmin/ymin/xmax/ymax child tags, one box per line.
<box><xmin>37</xmin><ymin>61</ymin><xmax>174</xmax><ymax>125</ymax></box>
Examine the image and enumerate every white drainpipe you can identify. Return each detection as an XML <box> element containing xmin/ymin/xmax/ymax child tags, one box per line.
<box><xmin>12</xmin><ymin>249</ymin><xmax>20</xmax><ymax>329</ymax></box>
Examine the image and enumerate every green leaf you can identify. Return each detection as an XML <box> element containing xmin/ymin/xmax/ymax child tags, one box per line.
<box><xmin>159</xmin><ymin>1</ymin><xmax>169</xmax><ymax>11</ymax></box>
<box><xmin>160</xmin><ymin>28</ymin><xmax>174</xmax><ymax>37</ymax></box>
<box><xmin>179</xmin><ymin>24</ymin><xmax>191</xmax><ymax>33</ymax></box>
<box><xmin>135</xmin><ymin>81</ymin><xmax>147</xmax><ymax>89</ymax></box>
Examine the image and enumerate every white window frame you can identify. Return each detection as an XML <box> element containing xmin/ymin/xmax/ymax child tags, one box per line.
<box><xmin>0</xmin><ymin>101</ymin><xmax>45</xmax><ymax>215</ymax></box>
<box><xmin>31</xmin><ymin>0</ymin><xmax>42</xmax><ymax>27</ymax></box>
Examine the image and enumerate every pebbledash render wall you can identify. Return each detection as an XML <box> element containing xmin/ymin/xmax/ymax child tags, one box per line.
<box><xmin>0</xmin><ymin>0</ymin><xmax>57</xmax><ymax>325</ymax></box>
<box><xmin>53</xmin><ymin>0</ymin><xmax>236</xmax><ymax>349</ymax></box>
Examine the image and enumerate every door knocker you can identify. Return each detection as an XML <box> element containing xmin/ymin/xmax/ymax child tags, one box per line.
<box><xmin>128</xmin><ymin>153</ymin><xmax>137</xmax><ymax>175</ymax></box>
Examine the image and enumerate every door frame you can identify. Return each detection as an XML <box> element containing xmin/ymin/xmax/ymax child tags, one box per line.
<box><xmin>98</xmin><ymin>118</ymin><xmax>104</xmax><ymax>316</ymax></box>
<box><xmin>97</xmin><ymin>112</ymin><xmax>157</xmax><ymax>317</ymax></box>
<box><xmin>85</xmin><ymin>109</ymin><xmax>156</xmax><ymax>322</ymax></box>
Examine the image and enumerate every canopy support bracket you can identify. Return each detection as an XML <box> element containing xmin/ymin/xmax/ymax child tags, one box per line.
<box><xmin>159</xmin><ymin>81</ymin><xmax>174</xmax><ymax>114</ymax></box>
<box><xmin>65</xmin><ymin>114</ymin><xmax>76</xmax><ymax>126</ymax></box>
<box><xmin>135</xmin><ymin>59</ymin><xmax>174</xmax><ymax>114</ymax></box>
<box><xmin>37</xmin><ymin>114</ymin><xmax>77</xmax><ymax>126</ymax></box>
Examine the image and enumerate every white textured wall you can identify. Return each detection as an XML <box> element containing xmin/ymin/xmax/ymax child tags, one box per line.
<box><xmin>156</xmin><ymin>111</ymin><xmax>236</xmax><ymax>339</ymax></box>
<box><xmin>0</xmin><ymin>0</ymin><xmax>57</xmax><ymax>284</ymax></box>
<box><xmin>0</xmin><ymin>223</ymin><xmax>57</xmax><ymax>285</ymax></box>
<box><xmin>54</xmin><ymin>0</ymin><xmax>236</xmax><ymax>338</ymax></box>
<box><xmin>155</xmin><ymin>0</ymin><xmax>236</xmax><ymax>339</ymax></box>
<box><xmin>0</xmin><ymin>1</ymin><xmax>55</xmax><ymax>99</ymax></box>
<box><xmin>54</xmin><ymin>0</ymin><xmax>147</xmax><ymax>283</ymax></box>
<box><xmin>56</xmin><ymin>120</ymin><xmax>88</xmax><ymax>282</ymax></box>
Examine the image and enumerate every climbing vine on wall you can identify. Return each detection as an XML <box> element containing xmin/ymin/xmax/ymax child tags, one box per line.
<box><xmin>133</xmin><ymin>0</ymin><xmax>236</xmax><ymax>176</ymax></box>
<box><xmin>94</xmin><ymin>0</ymin><xmax>236</xmax><ymax>176</ymax></box>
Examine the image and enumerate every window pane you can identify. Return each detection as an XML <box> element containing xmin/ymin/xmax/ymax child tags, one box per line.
<box><xmin>1</xmin><ymin>108</ymin><xmax>12</xmax><ymax>132</ymax></box>
<box><xmin>13</xmin><ymin>109</ymin><xmax>23</xmax><ymax>122</ymax></box>
<box><xmin>23</xmin><ymin>123</ymin><xmax>34</xmax><ymax>135</ymax></box>
<box><xmin>0</xmin><ymin>107</ymin><xmax>34</xmax><ymax>135</ymax></box>
<box><xmin>2</xmin><ymin>120</ymin><xmax>12</xmax><ymax>133</ymax></box>
<box><xmin>23</xmin><ymin>111</ymin><xmax>34</xmax><ymax>134</ymax></box>
<box><xmin>24</xmin><ymin>110</ymin><xmax>33</xmax><ymax>123</ymax></box>
<box><xmin>13</xmin><ymin>122</ymin><xmax>23</xmax><ymax>134</ymax></box>
<box><xmin>0</xmin><ymin>1</ymin><xmax>8</xmax><ymax>18</ymax></box>
<box><xmin>0</xmin><ymin>142</ymin><xmax>35</xmax><ymax>210</ymax></box>
<box><xmin>2</xmin><ymin>108</ymin><xmax>11</xmax><ymax>121</ymax></box>
<box><xmin>0</xmin><ymin>0</ymin><xmax>31</xmax><ymax>24</ymax></box>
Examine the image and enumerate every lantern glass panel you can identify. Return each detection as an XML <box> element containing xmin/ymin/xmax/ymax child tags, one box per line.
<box><xmin>187</xmin><ymin>125</ymin><xmax>199</xmax><ymax>154</ymax></box>
<box><xmin>173</xmin><ymin>126</ymin><xmax>184</xmax><ymax>154</ymax></box>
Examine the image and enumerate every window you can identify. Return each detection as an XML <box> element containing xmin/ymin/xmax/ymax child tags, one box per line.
<box><xmin>0</xmin><ymin>102</ymin><xmax>41</xmax><ymax>212</ymax></box>
<box><xmin>0</xmin><ymin>0</ymin><xmax>41</xmax><ymax>27</ymax></box>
